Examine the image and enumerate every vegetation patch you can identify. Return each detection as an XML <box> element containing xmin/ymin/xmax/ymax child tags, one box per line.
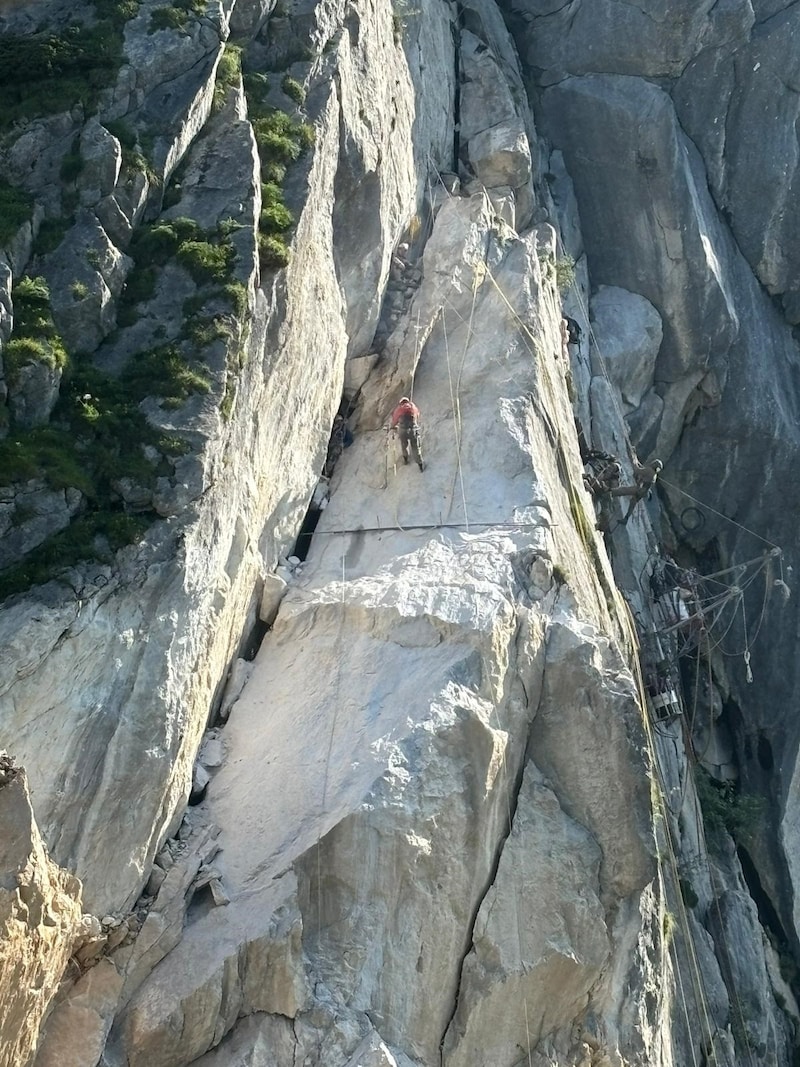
<box><xmin>220</xmin><ymin>281</ymin><xmax>248</xmax><ymax>317</ymax></box>
<box><xmin>104</xmin><ymin>118</ymin><xmax>138</xmax><ymax>150</ymax></box>
<box><xmin>121</xmin><ymin>343</ymin><xmax>211</xmax><ymax>408</ymax></box>
<box><xmin>149</xmin><ymin>0</ymin><xmax>205</xmax><ymax>30</ymax></box>
<box><xmin>129</xmin><ymin>216</ymin><xmax>203</xmax><ymax>266</ymax></box>
<box><xmin>257</xmin><ymin>233</ymin><xmax>290</xmax><ymax>269</ymax></box>
<box><xmin>695</xmin><ymin>767</ymin><xmax>765</xmax><ymax>843</ymax></box>
<box><xmin>281</xmin><ymin>75</ymin><xmax>305</xmax><ymax>105</ymax></box>
<box><xmin>245</xmin><ymin>87</ymin><xmax>314</xmax><ymax>272</ymax></box>
<box><xmin>0</xmin><ymin>508</ymin><xmax>150</xmax><ymax>601</ymax></box>
<box><xmin>0</xmin><ymin>0</ymin><xmax>141</xmax><ymax>129</ymax></box>
<box><xmin>0</xmin><ymin>427</ymin><xmax>92</xmax><ymax>492</ymax></box>
<box><xmin>261</xmin><ymin>182</ymin><xmax>293</xmax><ymax>231</ymax></box>
<box><xmin>4</xmin><ymin>277</ymin><xmax>68</xmax><ymax>383</ymax></box>
<box><xmin>0</xmin><ymin>179</ymin><xmax>33</xmax><ymax>247</ymax></box>
<box><xmin>0</xmin><ymin>268</ymin><xmax>208</xmax><ymax>598</ymax></box>
<box><xmin>149</xmin><ymin>6</ymin><xmax>189</xmax><ymax>32</ymax></box>
<box><xmin>213</xmin><ymin>43</ymin><xmax>242</xmax><ymax>110</ymax></box>
<box><xmin>176</xmin><ymin>240</ymin><xmax>235</xmax><ymax>285</ymax></box>
<box><xmin>556</xmin><ymin>253</ymin><xmax>576</xmax><ymax>293</ymax></box>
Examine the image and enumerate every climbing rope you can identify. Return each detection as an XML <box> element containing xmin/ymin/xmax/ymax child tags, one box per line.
<box><xmin>622</xmin><ymin>602</ymin><xmax>733</xmax><ymax>1067</ymax></box>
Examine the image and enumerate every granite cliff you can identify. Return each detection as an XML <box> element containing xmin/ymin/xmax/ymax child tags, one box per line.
<box><xmin>0</xmin><ymin>0</ymin><xmax>798</xmax><ymax>1064</ymax></box>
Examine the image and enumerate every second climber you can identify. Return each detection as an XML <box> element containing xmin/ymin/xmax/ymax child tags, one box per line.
<box><xmin>611</xmin><ymin>456</ymin><xmax>663</xmax><ymax>524</ymax></box>
<box><xmin>390</xmin><ymin>395</ymin><xmax>425</xmax><ymax>471</ymax></box>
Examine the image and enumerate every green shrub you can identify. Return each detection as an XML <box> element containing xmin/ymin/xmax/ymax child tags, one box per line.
<box><xmin>94</xmin><ymin>0</ymin><xmax>141</xmax><ymax>21</ymax></box>
<box><xmin>556</xmin><ymin>254</ymin><xmax>576</xmax><ymax>293</ymax></box>
<box><xmin>13</xmin><ymin>275</ymin><xmax>52</xmax><ymax>324</ymax></box>
<box><xmin>122</xmin><ymin>344</ymin><xmax>211</xmax><ymax>405</ymax></box>
<box><xmin>0</xmin><ymin>4</ymin><xmax>140</xmax><ymax>129</ymax></box>
<box><xmin>217</xmin><ymin>217</ymin><xmax>244</xmax><ymax>239</ymax></box>
<box><xmin>258</xmin><ymin>232</ymin><xmax>290</xmax><ymax>269</ymax></box>
<box><xmin>261</xmin><ymin>159</ymin><xmax>287</xmax><ymax>184</ymax></box>
<box><xmin>176</xmin><ymin>240</ymin><xmax>235</xmax><ymax>284</ymax></box>
<box><xmin>9</xmin><ymin>277</ymin><xmax>68</xmax><ymax>374</ymax></box>
<box><xmin>130</xmin><ymin>217</ymin><xmax>201</xmax><ymax>266</ymax></box>
<box><xmin>220</xmin><ymin>281</ymin><xmax>248</xmax><ymax>317</ymax></box>
<box><xmin>255</xmin><ymin>127</ymin><xmax>301</xmax><ymax>163</ymax></box>
<box><xmin>260</xmin><ymin>201</ymin><xmax>293</xmax><ymax>232</ymax></box>
<box><xmin>71</xmin><ymin>281</ymin><xmax>90</xmax><ymax>301</ymax></box>
<box><xmin>186</xmin><ymin>316</ymin><xmax>231</xmax><ymax>347</ymax></box>
<box><xmin>216</xmin><ymin>43</ymin><xmax>242</xmax><ymax>89</ymax></box>
<box><xmin>120</xmin><ymin>265</ymin><xmax>157</xmax><ymax>308</ymax></box>
<box><xmin>4</xmin><ymin>337</ymin><xmax>53</xmax><ymax>377</ymax></box>
<box><xmin>243</xmin><ymin>72</ymin><xmax>270</xmax><ymax>99</ymax></box>
<box><xmin>0</xmin><ymin>180</ymin><xmax>33</xmax><ymax>246</ymax></box>
<box><xmin>281</xmin><ymin>75</ymin><xmax>306</xmax><ymax>105</ymax></box>
<box><xmin>0</xmin><ymin>427</ymin><xmax>92</xmax><ymax>492</ymax></box>
<box><xmin>695</xmin><ymin>767</ymin><xmax>765</xmax><ymax>842</ymax></box>
<box><xmin>296</xmin><ymin>122</ymin><xmax>315</xmax><ymax>149</ymax></box>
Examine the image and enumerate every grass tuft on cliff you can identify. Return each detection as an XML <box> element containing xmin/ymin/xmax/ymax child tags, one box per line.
<box><xmin>4</xmin><ymin>277</ymin><xmax>69</xmax><ymax>383</ymax></box>
<box><xmin>247</xmin><ymin>100</ymin><xmax>314</xmax><ymax>272</ymax></box>
<box><xmin>0</xmin><ymin>0</ymin><xmax>141</xmax><ymax>130</ymax></box>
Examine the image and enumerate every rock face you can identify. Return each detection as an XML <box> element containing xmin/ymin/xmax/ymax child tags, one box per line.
<box><xmin>1</xmin><ymin>0</ymin><xmax>800</xmax><ymax>1063</ymax></box>
<box><xmin>512</xmin><ymin>0</ymin><xmax>800</xmax><ymax>990</ymax></box>
<box><xmin>0</xmin><ymin>0</ymin><xmax>455</xmax><ymax>917</ymax></box>
<box><xmin>100</xmin><ymin>193</ymin><xmax>661</xmax><ymax>1067</ymax></box>
<box><xmin>0</xmin><ymin>755</ymin><xmax>83</xmax><ymax>1067</ymax></box>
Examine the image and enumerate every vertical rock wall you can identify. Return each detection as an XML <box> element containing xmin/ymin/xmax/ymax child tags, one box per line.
<box><xmin>0</xmin><ymin>0</ymin><xmax>455</xmax><ymax>916</ymax></box>
<box><xmin>0</xmin><ymin>0</ymin><xmax>797</xmax><ymax>1063</ymax></box>
<box><xmin>504</xmin><ymin>0</ymin><xmax>800</xmax><ymax>999</ymax></box>
<box><xmin>0</xmin><ymin>757</ymin><xmax>83</xmax><ymax>1067</ymax></box>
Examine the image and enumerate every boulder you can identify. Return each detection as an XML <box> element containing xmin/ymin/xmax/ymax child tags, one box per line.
<box><xmin>6</xmin><ymin>354</ymin><xmax>63</xmax><ymax>429</ymax></box>
<box><xmin>34</xmin><ymin>959</ymin><xmax>123</xmax><ymax>1067</ymax></box>
<box><xmin>79</xmin><ymin>121</ymin><xmax>123</xmax><ymax>207</ymax></box>
<box><xmin>0</xmin><ymin>483</ymin><xmax>83</xmax><ymax>571</ymax></box>
<box><xmin>539</xmin><ymin>74</ymin><xmax>740</xmax><ymax>383</ymax></box>
<box><xmin>589</xmin><ymin>285</ymin><xmax>662</xmax><ymax>410</ymax></box>
<box><xmin>467</xmin><ymin>119</ymin><xmax>531</xmax><ymax>191</ymax></box>
<box><xmin>44</xmin><ymin>214</ymin><xmax>132</xmax><ymax>353</ymax></box>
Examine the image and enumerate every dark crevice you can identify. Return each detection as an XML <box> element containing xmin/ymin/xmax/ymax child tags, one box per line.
<box><xmin>452</xmin><ymin>2</ymin><xmax>463</xmax><ymax>171</ymax></box>
<box><xmin>757</xmin><ymin>732</ymin><xmax>774</xmax><ymax>772</ymax></box>
<box><xmin>188</xmin><ymin>780</ymin><xmax>208</xmax><ymax>806</ymax></box>
<box><xmin>240</xmin><ymin>616</ymin><xmax>269</xmax><ymax>662</ymax></box>
<box><xmin>737</xmin><ymin>845</ymin><xmax>800</xmax><ymax>1005</ymax></box>
<box><xmin>291</xmin><ymin>504</ymin><xmax>322</xmax><ymax>562</ymax></box>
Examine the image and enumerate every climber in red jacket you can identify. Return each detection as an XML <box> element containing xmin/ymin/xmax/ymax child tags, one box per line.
<box><xmin>390</xmin><ymin>396</ymin><xmax>424</xmax><ymax>471</ymax></box>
